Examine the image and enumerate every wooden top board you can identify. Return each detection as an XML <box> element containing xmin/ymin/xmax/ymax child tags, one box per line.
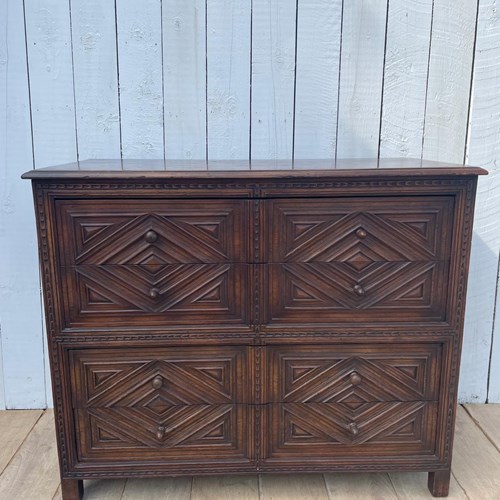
<box><xmin>22</xmin><ymin>158</ymin><xmax>488</xmax><ymax>179</ymax></box>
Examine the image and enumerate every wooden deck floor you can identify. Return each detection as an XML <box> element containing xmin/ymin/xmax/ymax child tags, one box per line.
<box><xmin>0</xmin><ymin>405</ymin><xmax>499</xmax><ymax>499</ymax></box>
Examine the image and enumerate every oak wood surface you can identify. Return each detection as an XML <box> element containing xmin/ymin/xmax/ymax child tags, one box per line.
<box><xmin>22</xmin><ymin>158</ymin><xmax>488</xmax><ymax>179</ymax></box>
<box><xmin>0</xmin><ymin>410</ymin><xmax>43</xmax><ymax>474</ymax></box>
<box><xmin>0</xmin><ymin>410</ymin><xmax>60</xmax><ymax>500</ymax></box>
<box><xmin>25</xmin><ymin>163</ymin><xmax>483</xmax><ymax>498</ymax></box>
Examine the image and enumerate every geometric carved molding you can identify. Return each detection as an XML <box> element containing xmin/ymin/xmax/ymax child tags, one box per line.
<box><xmin>273</xmin><ymin>345</ymin><xmax>440</xmax><ymax>403</ymax></box>
<box><xmin>276</xmin><ymin>401</ymin><xmax>435</xmax><ymax>447</ymax></box>
<box><xmin>56</xmin><ymin>199</ymin><xmax>246</xmax><ymax>265</ymax></box>
<box><xmin>71</xmin><ymin>347</ymin><xmax>247</xmax><ymax>407</ymax></box>
<box><xmin>269</xmin><ymin>261</ymin><xmax>448</xmax><ymax>323</ymax></box>
<box><xmin>271</xmin><ymin>197</ymin><xmax>453</xmax><ymax>262</ymax></box>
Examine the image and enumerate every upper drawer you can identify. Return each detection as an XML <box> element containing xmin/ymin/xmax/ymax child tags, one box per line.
<box><xmin>266</xmin><ymin>196</ymin><xmax>454</xmax><ymax>262</ymax></box>
<box><xmin>55</xmin><ymin>199</ymin><xmax>249</xmax><ymax>266</ymax></box>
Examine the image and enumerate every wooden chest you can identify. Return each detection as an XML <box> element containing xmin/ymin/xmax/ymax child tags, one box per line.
<box><xmin>23</xmin><ymin>158</ymin><xmax>487</xmax><ymax>499</ymax></box>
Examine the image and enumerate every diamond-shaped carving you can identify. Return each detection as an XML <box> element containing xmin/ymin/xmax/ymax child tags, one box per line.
<box><xmin>345</xmin><ymin>251</ymin><xmax>375</xmax><ymax>271</ymax></box>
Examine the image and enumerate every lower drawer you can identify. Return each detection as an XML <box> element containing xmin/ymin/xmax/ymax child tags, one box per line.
<box><xmin>74</xmin><ymin>404</ymin><xmax>254</xmax><ymax>465</ymax></box>
<box><xmin>261</xmin><ymin>401</ymin><xmax>438</xmax><ymax>466</ymax></box>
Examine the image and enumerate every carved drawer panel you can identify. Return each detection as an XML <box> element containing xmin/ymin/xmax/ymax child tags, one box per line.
<box><xmin>266</xmin><ymin>261</ymin><xmax>449</xmax><ymax>324</ymax></box>
<box><xmin>55</xmin><ymin>199</ymin><xmax>249</xmax><ymax>266</ymax></box>
<box><xmin>74</xmin><ymin>404</ymin><xmax>254</xmax><ymax>465</ymax></box>
<box><xmin>69</xmin><ymin>347</ymin><xmax>251</xmax><ymax>407</ymax></box>
<box><xmin>60</xmin><ymin>263</ymin><xmax>250</xmax><ymax>328</ymax></box>
<box><xmin>266</xmin><ymin>344</ymin><xmax>441</xmax><ymax>403</ymax></box>
<box><xmin>267</xmin><ymin>197</ymin><xmax>454</xmax><ymax>263</ymax></box>
<box><xmin>261</xmin><ymin>401</ymin><xmax>438</xmax><ymax>466</ymax></box>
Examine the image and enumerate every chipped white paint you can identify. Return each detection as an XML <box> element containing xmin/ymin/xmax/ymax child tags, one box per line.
<box><xmin>423</xmin><ymin>0</ymin><xmax>478</xmax><ymax>163</ymax></box>
<box><xmin>379</xmin><ymin>0</ymin><xmax>434</xmax><ymax>158</ymax></box>
<box><xmin>71</xmin><ymin>0</ymin><xmax>121</xmax><ymax>158</ymax></box>
<box><xmin>251</xmin><ymin>0</ymin><xmax>296</xmax><ymax>160</ymax></box>
<box><xmin>1</xmin><ymin>0</ymin><xmax>500</xmax><ymax>407</ymax></box>
<box><xmin>163</xmin><ymin>0</ymin><xmax>206</xmax><ymax>160</ymax></box>
<box><xmin>0</xmin><ymin>0</ymin><xmax>46</xmax><ymax>409</ymax></box>
<box><xmin>116</xmin><ymin>0</ymin><xmax>164</xmax><ymax>159</ymax></box>
<box><xmin>207</xmin><ymin>0</ymin><xmax>251</xmax><ymax>160</ymax></box>
<box><xmin>293</xmin><ymin>0</ymin><xmax>342</xmax><ymax>159</ymax></box>
<box><xmin>463</xmin><ymin>0</ymin><xmax>500</xmax><ymax>403</ymax></box>
<box><xmin>337</xmin><ymin>0</ymin><xmax>389</xmax><ymax>159</ymax></box>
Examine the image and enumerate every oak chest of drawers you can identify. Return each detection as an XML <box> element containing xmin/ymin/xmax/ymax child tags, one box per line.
<box><xmin>23</xmin><ymin>158</ymin><xmax>487</xmax><ymax>499</ymax></box>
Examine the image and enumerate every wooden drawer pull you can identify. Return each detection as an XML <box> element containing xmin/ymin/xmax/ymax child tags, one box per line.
<box><xmin>149</xmin><ymin>287</ymin><xmax>161</xmax><ymax>299</ymax></box>
<box><xmin>356</xmin><ymin>228</ymin><xmax>367</xmax><ymax>239</ymax></box>
<box><xmin>152</xmin><ymin>376</ymin><xmax>163</xmax><ymax>389</ymax></box>
<box><xmin>144</xmin><ymin>230</ymin><xmax>158</xmax><ymax>243</ymax></box>
<box><xmin>348</xmin><ymin>422</ymin><xmax>359</xmax><ymax>436</ymax></box>
<box><xmin>156</xmin><ymin>426</ymin><xmax>166</xmax><ymax>440</ymax></box>
<box><xmin>349</xmin><ymin>372</ymin><xmax>362</xmax><ymax>385</ymax></box>
<box><xmin>353</xmin><ymin>284</ymin><xmax>365</xmax><ymax>296</ymax></box>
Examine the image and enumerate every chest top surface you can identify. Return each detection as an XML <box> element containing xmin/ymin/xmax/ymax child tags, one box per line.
<box><xmin>22</xmin><ymin>158</ymin><xmax>488</xmax><ymax>180</ymax></box>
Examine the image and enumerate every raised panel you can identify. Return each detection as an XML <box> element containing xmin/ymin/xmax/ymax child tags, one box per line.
<box><xmin>60</xmin><ymin>263</ymin><xmax>250</xmax><ymax>328</ymax></box>
<box><xmin>70</xmin><ymin>346</ymin><xmax>250</xmax><ymax>406</ymax></box>
<box><xmin>75</xmin><ymin>404</ymin><xmax>254</xmax><ymax>465</ymax></box>
<box><xmin>55</xmin><ymin>199</ymin><xmax>249</xmax><ymax>265</ymax></box>
<box><xmin>262</xmin><ymin>401</ymin><xmax>438</xmax><ymax>465</ymax></box>
<box><xmin>268</xmin><ymin>344</ymin><xmax>441</xmax><ymax>403</ymax></box>
<box><xmin>266</xmin><ymin>261</ymin><xmax>449</xmax><ymax>325</ymax></box>
<box><xmin>267</xmin><ymin>197</ymin><xmax>454</xmax><ymax>262</ymax></box>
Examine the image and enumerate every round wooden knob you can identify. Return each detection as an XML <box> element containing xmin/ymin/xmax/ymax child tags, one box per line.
<box><xmin>144</xmin><ymin>230</ymin><xmax>158</xmax><ymax>243</ymax></box>
<box><xmin>156</xmin><ymin>426</ymin><xmax>166</xmax><ymax>440</ymax></box>
<box><xmin>149</xmin><ymin>287</ymin><xmax>161</xmax><ymax>299</ymax></box>
<box><xmin>349</xmin><ymin>372</ymin><xmax>362</xmax><ymax>385</ymax></box>
<box><xmin>353</xmin><ymin>284</ymin><xmax>365</xmax><ymax>296</ymax></box>
<box><xmin>152</xmin><ymin>376</ymin><xmax>163</xmax><ymax>389</ymax></box>
<box><xmin>348</xmin><ymin>422</ymin><xmax>359</xmax><ymax>436</ymax></box>
<box><xmin>356</xmin><ymin>228</ymin><xmax>367</xmax><ymax>239</ymax></box>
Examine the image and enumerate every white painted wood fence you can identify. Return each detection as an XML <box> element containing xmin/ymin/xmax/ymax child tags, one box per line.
<box><xmin>0</xmin><ymin>0</ymin><xmax>499</xmax><ymax>409</ymax></box>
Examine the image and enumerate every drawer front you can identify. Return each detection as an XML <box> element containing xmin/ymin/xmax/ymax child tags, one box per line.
<box><xmin>55</xmin><ymin>199</ymin><xmax>249</xmax><ymax>266</ymax></box>
<box><xmin>69</xmin><ymin>347</ymin><xmax>251</xmax><ymax>407</ymax></box>
<box><xmin>266</xmin><ymin>261</ymin><xmax>449</xmax><ymax>324</ymax></box>
<box><xmin>262</xmin><ymin>401</ymin><xmax>438</xmax><ymax>465</ymax></box>
<box><xmin>60</xmin><ymin>263</ymin><xmax>250</xmax><ymax>328</ymax></box>
<box><xmin>267</xmin><ymin>197</ymin><xmax>454</xmax><ymax>262</ymax></box>
<box><xmin>267</xmin><ymin>344</ymin><xmax>441</xmax><ymax>403</ymax></box>
<box><xmin>74</xmin><ymin>404</ymin><xmax>254</xmax><ymax>464</ymax></box>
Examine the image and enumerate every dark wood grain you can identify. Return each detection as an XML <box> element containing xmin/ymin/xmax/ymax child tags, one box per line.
<box><xmin>25</xmin><ymin>160</ymin><xmax>483</xmax><ymax>498</ymax></box>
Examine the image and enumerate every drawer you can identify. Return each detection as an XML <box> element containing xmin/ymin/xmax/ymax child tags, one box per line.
<box><xmin>261</xmin><ymin>401</ymin><xmax>438</xmax><ymax>465</ymax></box>
<box><xmin>266</xmin><ymin>261</ymin><xmax>449</xmax><ymax>324</ymax></box>
<box><xmin>55</xmin><ymin>199</ymin><xmax>249</xmax><ymax>266</ymax></box>
<box><xmin>60</xmin><ymin>263</ymin><xmax>251</xmax><ymax>329</ymax></box>
<box><xmin>69</xmin><ymin>346</ymin><xmax>251</xmax><ymax>407</ymax></box>
<box><xmin>266</xmin><ymin>197</ymin><xmax>454</xmax><ymax>262</ymax></box>
<box><xmin>266</xmin><ymin>344</ymin><xmax>441</xmax><ymax>403</ymax></box>
<box><xmin>74</xmin><ymin>404</ymin><xmax>254</xmax><ymax>465</ymax></box>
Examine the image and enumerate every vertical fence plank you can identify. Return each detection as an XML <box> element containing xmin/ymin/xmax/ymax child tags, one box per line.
<box><xmin>490</xmin><ymin>256</ymin><xmax>500</xmax><ymax>402</ymax></box>
<box><xmin>70</xmin><ymin>0</ymin><xmax>121</xmax><ymax>159</ymax></box>
<box><xmin>24</xmin><ymin>0</ymin><xmax>78</xmax><ymax>167</ymax></box>
<box><xmin>206</xmin><ymin>0</ymin><xmax>251</xmax><ymax>160</ymax></box>
<box><xmin>0</xmin><ymin>0</ymin><xmax>6</xmax><ymax>410</ymax></box>
<box><xmin>251</xmin><ymin>0</ymin><xmax>296</xmax><ymax>160</ymax></box>
<box><xmin>422</xmin><ymin>0</ymin><xmax>478</xmax><ymax>162</ymax></box>
<box><xmin>337</xmin><ymin>0</ymin><xmax>388</xmax><ymax>159</ymax></box>
<box><xmin>116</xmin><ymin>0</ymin><xmax>164</xmax><ymax>159</ymax></box>
<box><xmin>379</xmin><ymin>0</ymin><xmax>433</xmax><ymax>158</ymax></box>
<box><xmin>163</xmin><ymin>0</ymin><xmax>207</xmax><ymax>160</ymax></box>
<box><xmin>293</xmin><ymin>0</ymin><xmax>342</xmax><ymax>160</ymax></box>
<box><xmin>0</xmin><ymin>0</ymin><xmax>46</xmax><ymax>408</ymax></box>
<box><xmin>462</xmin><ymin>0</ymin><xmax>500</xmax><ymax>403</ymax></box>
